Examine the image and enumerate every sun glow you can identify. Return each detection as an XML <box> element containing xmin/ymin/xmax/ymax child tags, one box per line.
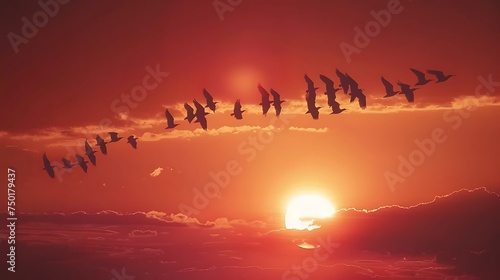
<box><xmin>285</xmin><ymin>194</ymin><xmax>335</xmax><ymax>231</ymax></box>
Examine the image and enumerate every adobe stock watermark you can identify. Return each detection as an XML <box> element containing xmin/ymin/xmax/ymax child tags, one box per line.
<box><xmin>54</xmin><ymin>64</ymin><xmax>169</xmax><ymax>182</ymax></box>
<box><xmin>179</xmin><ymin>114</ymin><xmax>296</xmax><ymax>216</ymax></box>
<box><xmin>282</xmin><ymin>235</ymin><xmax>340</xmax><ymax>280</ymax></box>
<box><xmin>213</xmin><ymin>0</ymin><xmax>243</xmax><ymax>22</ymax></box>
<box><xmin>7</xmin><ymin>0</ymin><xmax>71</xmax><ymax>54</ymax></box>
<box><xmin>110</xmin><ymin>267</ymin><xmax>135</xmax><ymax>280</ymax></box>
<box><xmin>339</xmin><ymin>0</ymin><xmax>404</xmax><ymax>64</ymax></box>
<box><xmin>385</xmin><ymin>74</ymin><xmax>500</xmax><ymax>191</ymax></box>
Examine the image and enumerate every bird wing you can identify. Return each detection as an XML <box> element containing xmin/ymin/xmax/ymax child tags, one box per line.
<box><xmin>410</xmin><ymin>68</ymin><xmax>426</xmax><ymax>80</ymax></box>
<box><xmin>108</xmin><ymin>132</ymin><xmax>118</xmax><ymax>140</ymax></box>
<box><xmin>184</xmin><ymin>103</ymin><xmax>194</xmax><ymax>114</ymax></box>
<box><xmin>381</xmin><ymin>76</ymin><xmax>394</xmax><ymax>92</ymax></box>
<box><xmin>404</xmin><ymin>91</ymin><xmax>414</xmax><ymax>102</ymax></box>
<box><xmin>85</xmin><ymin>141</ymin><xmax>93</xmax><ymax>152</ymax></box>
<box><xmin>42</xmin><ymin>153</ymin><xmax>51</xmax><ymax>168</ymax></box>
<box><xmin>270</xmin><ymin>89</ymin><xmax>280</xmax><ymax>101</ymax></box>
<box><xmin>193</xmin><ymin>99</ymin><xmax>205</xmax><ymax>111</ymax></box>
<box><xmin>165</xmin><ymin>109</ymin><xmax>174</xmax><ymax>123</ymax></box>
<box><xmin>346</xmin><ymin>73</ymin><xmax>359</xmax><ymax>92</ymax></box>
<box><xmin>257</xmin><ymin>84</ymin><xmax>270</xmax><ymax>99</ymax></box>
<box><xmin>358</xmin><ymin>92</ymin><xmax>367</xmax><ymax>109</ymax></box>
<box><xmin>427</xmin><ymin>70</ymin><xmax>445</xmax><ymax>78</ymax></box>
<box><xmin>319</xmin><ymin>74</ymin><xmax>334</xmax><ymax>90</ymax></box>
<box><xmin>203</xmin><ymin>88</ymin><xmax>214</xmax><ymax>103</ymax></box>
<box><xmin>336</xmin><ymin>70</ymin><xmax>350</xmax><ymax>94</ymax></box>
<box><xmin>75</xmin><ymin>154</ymin><xmax>83</xmax><ymax>163</ymax></box>
<box><xmin>304</xmin><ymin>74</ymin><xmax>314</xmax><ymax>88</ymax></box>
<box><xmin>234</xmin><ymin>99</ymin><xmax>241</xmax><ymax>111</ymax></box>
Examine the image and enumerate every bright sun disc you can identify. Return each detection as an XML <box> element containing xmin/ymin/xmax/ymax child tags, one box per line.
<box><xmin>285</xmin><ymin>195</ymin><xmax>335</xmax><ymax>231</ymax></box>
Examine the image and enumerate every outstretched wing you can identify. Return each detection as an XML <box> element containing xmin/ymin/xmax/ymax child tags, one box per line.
<box><xmin>304</xmin><ymin>74</ymin><xmax>314</xmax><ymax>88</ymax></box>
<box><xmin>410</xmin><ymin>68</ymin><xmax>426</xmax><ymax>80</ymax></box>
<box><xmin>193</xmin><ymin>99</ymin><xmax>204</xmax><ymax>111</ymax></box>
<box><xmin>234</xmin><ymin>99</ymin><xmax>241</xmax><ymax>111</ymax></box>
<box><xmin>270</xmin><ymin>89</ymin><xmax>280</xmax><ymax>101</ymax></box>
<box><xmin>203</xmin><ymin>88</ymin><xmax>214</xmax><ymax>103</ymax></box>
<box><xmin>184</xmin><ymin>103</ymin><xmax>194</xmax><ymax>114</ymax></box>
<box><xmin>257</xmin><ymin>83</ymin><xmax>270</xmax><ymax>99</ymax></box>
<box><xmin>381</xmin><ymin>76</ymin><xmax>394</xmax><ymax>92</ymax></box>
<box><xmin>427</xmin><ymin>70</ymin><xmax>445</xmax><ymax>79</ymax></box>
<box><xmin>165</xmin><ymin>109</ymin><xmax>174</xmax><ymax>123</ymax></box>
<box><xmin>319</xmin><ymin>74</ymin><xmax>334</xmax><ymax>90</ymax></box>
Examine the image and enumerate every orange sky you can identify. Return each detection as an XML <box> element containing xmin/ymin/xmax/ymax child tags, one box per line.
<box><xmin>1</xmin><ymin>0</ymin><xmax>499</xmax><ymax>222</ymax></box>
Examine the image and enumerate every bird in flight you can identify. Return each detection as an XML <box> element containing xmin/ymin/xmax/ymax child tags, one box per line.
<box><xmin>42</xmin><ymin>153</ymin><xmax>55</xmax><ymax>178</ymax></box>
<box><xmin>203</xmin><ymin>88</ymin><xmax>218</xmax><ymax>113</ymax></box>
<box><xmin>346</xmin><ymin>74</ymin><xmax>367</xmax><ymax>109</ymax></box>
<box><xmin>336</xmin><ymin>69</ymin><xmax>350</xmax><ymax>94</ymax></box>
<box><xmin>95</xmin><ymin>135</ymin><xmax>108</xmax><ymax>155</ymax></box>
<box><xmin>193</xmin><ymin>99</ymin><xmax>209</xmax><ymax>130</ymax></box>
<box><xmin>183</xmin><ymin>103</ymin><xmax>196</xmax><ymax>123</ymax></box>
<box><xmin>427</xmin><ymin>70</ymin><xmax>454</xmax><ymax>83</ymax></box>
<box><xmin>127</xmin><ymin>135</ymin><xmax>139</xmax><ymax>149</ymax></box>
<box><xmin>270</xmin><ymin>89</ymin><xmax>285</xmax><ymax>117</ymax></box>
<box><xmin>62</xmin><ymin>158</ymin><xmax>75</xmax><ymax>169</ymax></box>
<box><xmin>257</xmin><ymin>83</ymin><xmax>272</xmax><ymax>116</ymax></box>
<box><xmin>85</xmin><ymin>140</ymin><xmax>97</xmax><ymax>166</ymax></box>
<box><xmin>410</xmin><ymin>68</ymin><xmax>433</xmax><ymax>86</ymax></box>
<box><xmin>165</xmin><ymin>108</ymin><xmax>179</xmax><ymax>129</ymax></box>
<box><xmin>231</xmin><ymin>99</ymin><xmax>245</xmax><ymax>120</ymax></box>
<box><xmin>381</xmin><ymin>76</ymin><xmax>400</xmax><ymax>98</ymax></box>
<box><xmin>319</xmin><ymin>74</ymin><xmax>340</xmax><ymax>108</ymax></box>
<box><xmin>108</xmin><ymin>132</ymin><xmax>122</xmax><ymax>143</ymax></box>
<box><xmin>75</xmin><ymin>154</ymin><xmax>88</xmax><ymax>173</ymax></box>
<box><xmin>398</xmin><ymin>81</ymin><xmax>419</xmax><ymax>103</ymax></box>
<box><xmin>304</xmin><ymin>74</ymin><xmax>321</xmax><ymax>119</ymax></box>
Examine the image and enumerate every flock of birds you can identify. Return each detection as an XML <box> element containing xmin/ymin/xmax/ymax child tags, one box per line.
<box><xmin>42</xmin><ymin>68</ymin><xmax>454</xmax><ymax>178</ymax></box>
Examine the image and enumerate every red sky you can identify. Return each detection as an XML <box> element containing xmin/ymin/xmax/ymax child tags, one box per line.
<box><xmin>1</xmin><ymin>0</ymin><xmax>499</xmax><ymax>222</ymax></box>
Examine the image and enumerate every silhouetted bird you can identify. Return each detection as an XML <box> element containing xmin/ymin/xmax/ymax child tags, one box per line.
<box><xmin>381</xmin><ymin>76</ymin><xmax>400</xmax><ymax>98</ymax></box>
<box><xmin>330</xmin><ymin>100</ymin><xmax>346</xmax><ymax>114</ymax></box>
<box><xmin>410</xmin><ymin>68</ymin><xmax>433</xmax><ymax>86</ymax></box>
<box><xmin>398</xmin><ymin>81</ymin><xmax>419</xmax><ymax>103</ymax></box>
<box><xmin>257</xmin><ymin>83</ymin><xmax>272</xmax><ymax>115</ymax></box>
<box><xmin>336</xmin><ymin>69</ymin><xmax>350</xmax><ymax>94</ymax></box>
<box><xmin>193</xmin><ymin>99</ymin><xmax>209</xmax><ymax>130</ymax></box>
<box><xmin>127</xmin><ymin>135</ymin><xmax>139</xmax><ymax>149</ymax></box>
<box><xmin>346</xmin><ymin>74</ymin><xmax>367</xmax><ymax>109</ymax></box>
<box><xmin>203</xmin><ymin>88</ymin><xmax>218</xmax><ymax>112</ymax></box>
<box><xmin>75</xmin><ymin>154</ymin><xmax>88</xmax><ymax>173</ymax></box>
<box><xmin>42</xmin><ymin>153</ymin><xmax>55</xmax><ymax>178</ymax></box>
<box><xmin>305</xmin><ymin>92</ymin><xmax>321</xmax><ymax>119</ymax></box>
<box><xmin>62</xmin><ymin>158</ymin><xmax>75</xmax><ymax>169</ymax></box>
<box><xmin>427</xmin><ymin>70</ymin><xmax>454</xmax><ymax>83</ymax></box>
<box><xmin>108</xmin><ymin>132</ymin><xmax>123</xmax><ymax>143</ymax></box>
<box><xmin>231</xmin><ymin>99</ymin><xmax>245</xmax><ymax>120</ymax></box>
<box><xmin>165</xmin><ymin>108</ymin><xmax>179</xmax><ymax>129</ymax></box>
<box><xmin>304</xmin><ymin>75</ymin><xmax>321</xmax><ymax>119</ymax></box>
<box><xmin>85</xmin><ymin>140</ymin><xmax>97</xmax><ymax>166</ymax></box>
<box><xmin>319</xmin><ymin>74</ymin><xmax>340</xmax><ymax>107</ymax></box>
<box><xmin>270</xmin><ymin>89</ymin><xmax>285</xmax><ymax>116</ymax></box>
<box><xmin>95</xmin><ymin>135</ymin><xmax>108</xmax><ymax>155</ymax></box>
<box><xmin>183</xmin><ymin>103</ymin><xmax>196</xmax><ymax>123</ymax></box>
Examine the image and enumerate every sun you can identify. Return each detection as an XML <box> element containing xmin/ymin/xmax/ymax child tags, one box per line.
<box><xmin>285</xmin><ymin>194</ymin><xmax>335</xmax><ymax>231</ymax></box>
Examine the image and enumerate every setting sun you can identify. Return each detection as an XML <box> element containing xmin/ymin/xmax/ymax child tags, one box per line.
<box><xmin>285</xmin><ymin>194</ymin><xmax>336</xmax><ymax>231</ymax></box>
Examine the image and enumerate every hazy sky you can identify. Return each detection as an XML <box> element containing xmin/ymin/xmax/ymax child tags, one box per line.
<box><xmin>1</xmin><ymin>0</ymin><xmax>499</xmax><ymax>223</ymax></box>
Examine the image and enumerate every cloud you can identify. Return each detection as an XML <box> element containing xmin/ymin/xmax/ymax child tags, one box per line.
<box><xmin>128</xmin><ymin>229</ymin><xmax>158</xmax><ymax>237</ymax></box>
<box><xmin>289</xmin><ymin>127</ymin><xmax>329</xmax><ymax>133</ymax></box>
<box><xmin>150</xmin><ymin>167</ymin><xmax>163</xmax><ymax>177</ymax></box>
<box><xmin>17</xmin><ymin>210</ymin><xmax>267</xmax><ymax>230</ymax></box>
